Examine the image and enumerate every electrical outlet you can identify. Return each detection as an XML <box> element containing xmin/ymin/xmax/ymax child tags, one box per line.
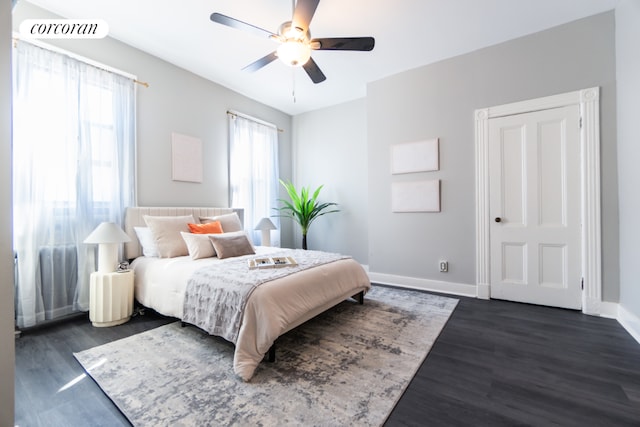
<box><xmin>439</xmin><ymin>260</ymin><xmax>448</xmax><ymax>272</ymax></box>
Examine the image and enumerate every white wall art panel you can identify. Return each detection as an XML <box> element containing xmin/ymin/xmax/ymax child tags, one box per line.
<box><xmin>392</xmin><ymin>180</ymin><xmax>440</xmax><ymax>212</ymax></box>
<box><xmin>171</xmin><ymin>132</ymin><xmax>203</xmax><ymax>183</ymax></box>
<box><xmin>391</xmin><ymin>138</ymin><xmax>439</xmax><ymax>174</ymax></box>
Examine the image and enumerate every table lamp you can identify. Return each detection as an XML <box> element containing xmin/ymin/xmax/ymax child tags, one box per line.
<box><xmin>84</xmin><ymin>222</ymin><xmax>131</xmax><ymax>273</ymax></box>
<box><xmin>254</xmin><ymin>217</ymin><xmax>277</xmax><ymax>247</ymax></box>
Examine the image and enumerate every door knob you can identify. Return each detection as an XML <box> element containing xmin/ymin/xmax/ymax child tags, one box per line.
<box><xmin>495</xmin><ymin>217</ymin><xmax>502</xmax><ymax>223</ymax></box>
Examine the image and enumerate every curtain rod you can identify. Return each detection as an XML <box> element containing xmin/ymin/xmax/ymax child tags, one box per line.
<box><xmin>227</xmin><ymin>110</ymin><xmax>283</xmax><ymax>133</ymax></box>
<box><xmin>12</xmin><ymin>35</ymin><xmax>149</xmax><ymax>88</ymax></box>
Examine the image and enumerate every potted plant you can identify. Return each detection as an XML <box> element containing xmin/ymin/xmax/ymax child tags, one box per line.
<box><xmin>274</xmin><ymin>180</ymin><xmax>339</xmax><ymax>250</ymax></box>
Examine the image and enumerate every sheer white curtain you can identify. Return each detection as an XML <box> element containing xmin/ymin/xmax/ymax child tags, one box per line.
<box><xmin>229</xmin><ymin>113</ymin><xmax>280</xmax><ymax>246</ymax></box>
<box><xmin>12</xmin><ymin>41</ymin><xmax>136</xmax><ymax>328</ymax></box>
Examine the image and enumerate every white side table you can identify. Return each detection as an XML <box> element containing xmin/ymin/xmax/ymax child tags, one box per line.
<box><xmin>89</xmin><ymin>270</ymin><xmax>134</xmax><ymax>327</ymax></box>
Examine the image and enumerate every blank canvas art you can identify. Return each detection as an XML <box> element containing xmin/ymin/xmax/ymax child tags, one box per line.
<box><xmin>171</xmin><ymin>132</ymin><xmax>203</xmax><ymax>183</ymax></box>
<box><xmin>392</xmin><ymin>180</ymin><xmax>440</xmax><ymax>212</ymax></box>
<box><xmin>391</xmin><ymin>138</ymin><xmax>439</xmax><ymax>174</ymax></box>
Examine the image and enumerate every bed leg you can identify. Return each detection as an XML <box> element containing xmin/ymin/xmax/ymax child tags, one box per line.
<box><xmin>268</xmin><ymin>344</ymin><xmax>276</xmax><ymax>363</ymax></box>
<box><xmin>353</xmin><ymin>291</ymin><xmax>364</xmax><ymax>305</ymax></box>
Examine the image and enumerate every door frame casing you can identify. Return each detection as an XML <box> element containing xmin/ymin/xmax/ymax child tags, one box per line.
<box><xmin>475</xmin><ymin>87</ymin><xmax>602</xmax><ymax>315</ymax></box>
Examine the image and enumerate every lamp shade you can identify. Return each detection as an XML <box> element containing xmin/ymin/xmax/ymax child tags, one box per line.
<box><xmin>254</xmin><ymin>217</ymin><xmax>277</xmax><ymax>231</ymax></box>
<box><xmin>84</xmin><ymin>222</ymin><xmax>131</xmax><ymax>244</ymax></box>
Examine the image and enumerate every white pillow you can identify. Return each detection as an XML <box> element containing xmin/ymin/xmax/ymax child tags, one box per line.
<box><xmin>143</xmin><ymin>215</ymin><xmax>195</xmax><ymax>258</ymax></box>
<box><xmin>200</xmin><ymin>212</ymin><xmax>243</xmax><ymax>232</ymax></box>
<box><xmin>180</xmin><ymin>232</ymin><xmax>216</xmax><ymax>260</ymax></box>
<box><xmin>134</xmin><ymin>227</ymin><xmax>159</xmax><ymax>257</ymax></box>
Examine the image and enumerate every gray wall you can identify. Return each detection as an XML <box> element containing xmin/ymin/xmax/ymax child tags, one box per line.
<box><xmin>359</xmin><ymin>13</ymin><xmax>617</xmax><ymax>299</ymax></box>
<box><xmin>292</xmin><ymin>99</ymin><xmax>368</xmax><ymax>263</ymax></box>
<box><xmin>292</xmin><ymin>12</ymin><xmax>619</xmax><ymax>301</ymax></box>
<box><xmin>616</xmin><ymin>0</ymin><xmax>640</xmax><ymax>319</ymax></box>
<box><xmin>13</xmin><ymin>1</ymin><xmax>296</xmax><ymax>246</ymax></box>
<box><xmin>1</xmin><ymin>0</ymin><xmax>15</xmax><ymax>423</ymax></box>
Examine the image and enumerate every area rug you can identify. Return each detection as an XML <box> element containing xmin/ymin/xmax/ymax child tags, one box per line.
<box><xmin>74</xmin><ymin>285</ymin><xmax>458</xmax><ymax>426</ymax></box>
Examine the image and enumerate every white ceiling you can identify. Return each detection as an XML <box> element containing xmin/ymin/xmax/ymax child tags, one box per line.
<box><xmin>26</xmin><ymin>0</ymin><xmax>619</xmax><ymax>115</ymax></box>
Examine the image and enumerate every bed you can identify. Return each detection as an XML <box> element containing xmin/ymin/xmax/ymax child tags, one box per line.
<box><xmin>123</xmin><ymin>207</ymin><xmax>371</xmax><ymax>381</ymax></box>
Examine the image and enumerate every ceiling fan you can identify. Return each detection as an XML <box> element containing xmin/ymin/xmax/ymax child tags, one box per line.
<box><xmin>210</xmin><ymin>0</ymin><xmax>375</xmax><ymax>84</ymax></box>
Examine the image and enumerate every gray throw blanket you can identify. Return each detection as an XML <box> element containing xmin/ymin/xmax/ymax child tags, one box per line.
<box><xmin>182</xmin><ymin>249</ymin><xmax>349</xmax><ymax>344</ymax></box>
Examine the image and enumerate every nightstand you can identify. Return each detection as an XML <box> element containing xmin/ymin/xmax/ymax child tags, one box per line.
<box><xmin>89</xmin><ymin>270</ymin><xmax>134</xmax><ymax>327</ymax></box>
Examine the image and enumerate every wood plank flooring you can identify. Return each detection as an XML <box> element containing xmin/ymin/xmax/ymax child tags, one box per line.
<box><xmin>14</xmin><ymin>287</ymin><xmax>640</xmax><ymax>426</ymax></box>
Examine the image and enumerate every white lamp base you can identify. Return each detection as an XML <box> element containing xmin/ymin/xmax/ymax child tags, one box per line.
<box><xmin>97</xmin><ymin>243</ymin><xmax>118</xmax><ymax>273</ymax></box>
<box><xmin>261</xmin><ymin>229</ymin><xmax>271</xmax><ymax>247</ymax></box>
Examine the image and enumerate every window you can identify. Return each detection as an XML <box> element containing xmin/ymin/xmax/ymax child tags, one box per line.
<box><xmin>12</xmin><ymin>40</ymin><xmax>136</xmax><ymax>328</ymax></box>
<box><xmin>228</xmin><ymin>112</ymin><xmax>280</xmax><ymax>246</ymax></box>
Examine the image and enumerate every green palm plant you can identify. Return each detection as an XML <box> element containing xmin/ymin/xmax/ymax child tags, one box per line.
<box><xmin>273</xmin><ymin>180</ymin><xmax>339</xmax><ymax>250</ymax></box>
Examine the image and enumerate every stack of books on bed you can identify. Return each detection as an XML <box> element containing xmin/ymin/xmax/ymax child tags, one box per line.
<box><xmin>248</xmin><ymin>256</ymin><xmax>297</xmax><ymax>269</ymax></box>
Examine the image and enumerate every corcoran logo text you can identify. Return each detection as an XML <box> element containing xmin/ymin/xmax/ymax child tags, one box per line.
<box><xmin>19</xmin><ymin>19</ymin><xmax>109</xmax><ymax>39</ymax></box>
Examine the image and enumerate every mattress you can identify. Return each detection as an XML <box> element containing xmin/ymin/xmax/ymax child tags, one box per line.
<box><xmin>131</xmin><ymin>246</ymin><xmax>371</xmax><ymax>380</ymax></box>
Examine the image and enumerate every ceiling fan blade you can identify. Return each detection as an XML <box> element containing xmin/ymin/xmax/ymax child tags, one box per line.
<box><xmin>210</xmin><ymin>13</ymin><xmax>276</xmax><ymax>39</ymax></box>
<box><xmin>242</xmin><ymin>52</ymin><xmax>278</xmax><ymax>72</ymax></box>
<box><xmin>292</xmin><ymin>0</ymin><xmax>320</xmax><ymax>33</ymax></box>
<box><xmin>311</xmin><ymin>37</ymin><xmax>375</xmax><ymax>51</ymax></box>
<box><xmin>302</xmin><ymin>57</ymin><xmax>326</xmax><ymax>84</ymax></box>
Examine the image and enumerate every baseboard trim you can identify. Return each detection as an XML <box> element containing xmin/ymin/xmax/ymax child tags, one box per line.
<box><xmin>367</xmin><ymin>272</ymin><xmax>476</xmax><ymax>298</ymax></box>
<box><xmin>618</xmin><ymin>304</ymin><xmax>640</xmax><ymax>345</ymax></box>
<box><xmin>598</xmin><ymin>301</ymin><xmax>619</xmax><ymax>319</ymax></box>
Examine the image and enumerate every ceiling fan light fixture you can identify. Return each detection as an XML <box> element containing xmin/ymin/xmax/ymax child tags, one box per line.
<box><xmin>210</xmin><ymin>1</ymin><xmax>375</xmax><ymax>83</ymax></box>
<box><xmin>277</xmin><ymin>40</ymin><xmax>311</xmax><ymax>67</ymax></box>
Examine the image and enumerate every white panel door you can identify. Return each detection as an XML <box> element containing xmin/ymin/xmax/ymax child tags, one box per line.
<box><xmin>489</xmin><ymin>105</ymin><xmax>581</xmax><ymax>309</ymax></box>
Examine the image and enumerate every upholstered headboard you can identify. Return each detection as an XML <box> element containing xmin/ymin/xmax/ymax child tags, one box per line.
<box><xmin>123</xmin><ymin>206</ymin><xmax>244</xmax><ymax>260</ymax></box>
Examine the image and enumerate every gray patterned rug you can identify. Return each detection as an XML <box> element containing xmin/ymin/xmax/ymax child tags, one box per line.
<box><xmin>74</xmin><ymin>285</ymin><xmax>458</xmax><ymax>426</ymax></box>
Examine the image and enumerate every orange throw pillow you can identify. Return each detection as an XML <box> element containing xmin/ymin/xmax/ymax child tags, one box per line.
<box><xmin>187</xmin><ymin>221</ymin><xmax>223</xmax><ymax>234</ymax></box>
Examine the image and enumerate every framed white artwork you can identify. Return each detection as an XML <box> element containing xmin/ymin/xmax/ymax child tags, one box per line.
<box><xmin>171</xmin><ymin>132</ymin><xmax>203</xmax><ymax>183</ymax></box>
<box><xmin>390</xmin><ymin>138</ymin><xmax>439</xmax><ymax>174</ymax></box>
<box><xmin>391</xmin><ymin>179</ymin><xmax>440</xmax><ymax>212</ymax></box>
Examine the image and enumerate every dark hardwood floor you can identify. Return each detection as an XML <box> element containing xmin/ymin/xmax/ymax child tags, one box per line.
<box><xmin>14</xmin><ymin>287</ymin><xmax>640</xmax><ymax>426</ymax></box>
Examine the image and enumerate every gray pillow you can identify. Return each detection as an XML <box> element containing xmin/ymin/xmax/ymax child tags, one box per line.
<box><xmin>208</xmin><ymin>232</ymin><xmax>255</xmax><ymax>259</ymax></box>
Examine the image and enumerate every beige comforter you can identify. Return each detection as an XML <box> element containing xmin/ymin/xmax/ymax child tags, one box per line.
<box><xmin>131</xmin><ymin>247</ymin><xmax>371</xmax><ymax>381</ymax></box>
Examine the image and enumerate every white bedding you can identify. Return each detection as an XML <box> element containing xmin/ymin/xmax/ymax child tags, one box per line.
<box><xmin>131</xmin><ymin>246</ymin><xmax>371</xmax><ymax>381</ymax></box>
